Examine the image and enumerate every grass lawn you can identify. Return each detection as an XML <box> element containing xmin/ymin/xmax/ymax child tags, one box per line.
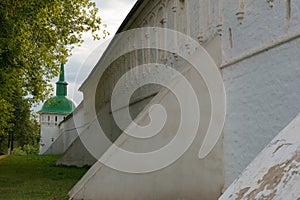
<box><xmin>0</xmin><ymin>155</ymin><xmax>89</xmax><ymax>200</ymax></box>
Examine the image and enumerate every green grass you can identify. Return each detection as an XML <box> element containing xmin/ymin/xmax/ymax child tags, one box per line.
<box><xmin>0</xmin><ymin>155</ymin><xmax>89</xmax><ymax>200</ymax></box>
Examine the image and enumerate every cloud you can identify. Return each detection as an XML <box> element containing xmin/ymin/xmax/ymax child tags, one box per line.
<box><xmin>34</xmin><ymin>0</ymin><xmax>137</xmax><ymax>112</ymax></box>
<box><xmin>61</xmin><ymin>0</ymin><xmax>137</xmax><ymax>105</ymax></box>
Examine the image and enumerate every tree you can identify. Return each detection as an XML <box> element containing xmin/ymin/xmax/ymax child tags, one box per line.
<box><xmin>7</xmin><ymin>90</ymin><xmax>41</xmax><ymax>153</ymax></box>
<box><xmin>0</xmin><ymin>0</ymin><xmax>108</xmax><ymax>151</ymax></box>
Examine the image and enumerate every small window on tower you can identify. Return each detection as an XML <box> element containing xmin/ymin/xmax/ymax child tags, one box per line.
<box><xmin>55</xmin><ymin>116</ymin><xmax>57</xmax><ymax>122</ymax></box>
<box><xmin>48</xmin><ymin>116</ymin><xmax>50</xmax><ymax>121</ymax></box>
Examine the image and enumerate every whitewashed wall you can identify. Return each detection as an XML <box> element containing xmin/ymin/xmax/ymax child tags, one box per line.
<box><xmin>44</xmin><ymin>103</ymin><xmax>85</xmax><ymax>156</ymax></box>
<box><xmin>70</xmin><ymin>65</ymin><xmax>224</xmax><ymax>200</ymax></box>
<box><xmin>40</xmin><ymin>113</ymin><xmax>65</xmax><ymax>154</ymax></box>
<box><xmin>79</xmin><ymin>0</ymin><xmax>222</xmax><ymax>152</ymax></box>
<box><xmin>70</xmin><ymin>0</ymin><xmax>224</xmax><ymax>199</ymax></box>
<box><xmin>221</xmin><ymin>0</ymin><xmax>300</xmax><ymax>186</ymax></box>
<box><xmin>220</xmin><ymin>113</ymin><xmax>300</xmax><ymax>200</ymax></box>
<box><xmin>66</xmin><ymin>0</ymin><xmax>300</xmax><ymax>198</ymax></box>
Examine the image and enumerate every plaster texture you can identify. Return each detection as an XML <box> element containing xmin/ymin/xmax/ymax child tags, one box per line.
<box><xmin>44</xmin><ymin>103</ymin><xmax>84</xmax><ymax>155</ymax></box>
<box><xmin>219</xmin><ymin>0</ymin><xmax>300</xmax><ymax>187</ymax></box>
<box><xmin>40</xmin><ymin>114</ymin><xmax>64</xmax><ymax>154</ymax></box>
<box><xmin>52</xmin><ymin>0</ymin><xmax>300</xmax><ymax>198</ymax></box>
<box><xmin>69</xmin><ymin>64</ymin><xmax>224</xmax><ymax>200</ymax></box>
<box><xmin>220</xmin><ymin>113</ymin><xmax>300</xmax><ymax>200</ymax></box>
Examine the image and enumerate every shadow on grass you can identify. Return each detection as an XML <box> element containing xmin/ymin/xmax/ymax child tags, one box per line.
<box><xmin>0</xmin><ymin>155</ymin><xmax>89</xmax><ymax>200</ymax></box>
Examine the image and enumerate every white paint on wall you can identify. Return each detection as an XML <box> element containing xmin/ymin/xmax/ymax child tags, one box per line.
<box><xmin>220</xmin><ymin>113</ymin><xmax>300</xmax><ymax>200</ymax></box>
<box><xmin>40</xmin><ymin>113</ymin><xmax>66</xmax><ymax>154</ymax></box>
<box><xmin>221</xmin><ymin>0</ymin><xmax>300</xmax><ymax>187</ymax></box>
<box><xmin>44</xmin><ymin>103</ymin><xmax>85</xmax><ymax>156</ymax></box>
<box><xmin>69</xmin><ymin>65</ymin><xmax>224</xmax><ymax>200</ymax></box>
<box><xmin>44</xmin><ymin>0</ymin><xmax>300</xmax><ymax>197</ymax></box>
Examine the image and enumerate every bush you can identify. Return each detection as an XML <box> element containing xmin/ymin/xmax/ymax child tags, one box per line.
<box><xmin>23</xmin><ymin>144</ymin><xmax>39</xmax><ymax>155</ymax></box>
<box><xmin>12</xmin><ymin>144</ymin><xmax>39</xmax><ymax>155</ymax></box>
<box><xmin>12</xmin><ymin>147</ymin><xmax>26</xmax><ymax>156</ymax></box>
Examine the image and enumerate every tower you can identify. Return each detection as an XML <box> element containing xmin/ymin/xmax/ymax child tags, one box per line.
<box><xmin>39</xmin><ymin>64</ymin><xmax>76</xmax><ymax>154</ymax></box>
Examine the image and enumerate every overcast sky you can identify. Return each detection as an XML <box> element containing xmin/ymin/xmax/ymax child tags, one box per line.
<box><xmin>44</xmin><ymin>0</ymin><xmax>137</xmax><ymax>108</ymax></box>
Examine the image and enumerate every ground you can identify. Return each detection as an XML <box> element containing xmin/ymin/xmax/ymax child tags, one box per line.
<box><xmin>0</xmin><ymin>155</ymin><xmax>89</xmax><ymax>200</ymax></box>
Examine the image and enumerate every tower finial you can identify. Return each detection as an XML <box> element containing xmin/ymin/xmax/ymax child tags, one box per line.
<box><xmin>56</xmin><ymin>64</ymin><xmax>68</xmax><ymax>96</ymax></box>
<box><xmin>59</xmin><ymin>64</ymin><xmax>65</xmax><ymax>82</ymax></box>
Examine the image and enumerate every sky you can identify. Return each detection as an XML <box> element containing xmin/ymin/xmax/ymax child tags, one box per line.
<box><xmin>39</xmin><ymin>0</ymin><xmax>137</xmax><ymax>109</ymax></box>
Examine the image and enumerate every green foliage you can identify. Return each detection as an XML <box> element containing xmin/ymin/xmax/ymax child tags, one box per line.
<box><xmin>12</xmin><ymin>144</ymin><xmax>39</xmax><ymax>155</ymax></box>
<box><xmin>0</xmin><ymin>97</ymin><xmax>14</xmax><ymax>136</ymax></box>
<box><xmin>23</xmin><ymin>144</ymin><xmax>39</xmax><ymax>155</ymax></box>
<box><xmin>11</xmin><ymin>146</ymin><xmax>26</xmax><ymax>156</ymax></box>
<box><xmin>0</xmin><ymin>0</ymin><xmax>107</xmax><ymax>146</ymax></box>
<box><xmin>0</xmin><ymin>89</ymin><xmax>41</xmax><ymax>152</ymax></box>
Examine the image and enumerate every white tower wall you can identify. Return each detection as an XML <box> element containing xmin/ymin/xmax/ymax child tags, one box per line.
<box><xmin>39</xmin><ymin>113</ymin><xmax>66</xmax><ymax>154</ymax></box>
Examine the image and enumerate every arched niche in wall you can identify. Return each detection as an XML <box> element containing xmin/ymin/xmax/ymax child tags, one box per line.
<box><xmin>148</xmin><ymin>13</ymin><xmax>157</xmax><ymax>64</ymax></box>
<box><xmin>166</xmin><ymin>0</ymin><xmax>175</xmax><ymax>30</ymax></box>
<box><xmin>157</xmin><ymin>6</ymin><xmax>165</xmax><ymax>27</ymax></box>
<box><xmin>141</xmin><ymin>20</ymin><xmax>148</xmax><ymax>67</ymax></box>
<box><xmin>156</xmin><ymin>6</ymin><xmax>166</xmax><ymax>62</ymax></box>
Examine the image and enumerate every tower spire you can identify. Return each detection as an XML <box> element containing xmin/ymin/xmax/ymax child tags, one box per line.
<box><xmin>59</xmin><ymin>63</ymin><xmax>65</xmax><ymax>82</ymax></box>
<box><xmin>56</xmin><ymin>64</ymin><xmax>68</xmax><ymax>96</ymax></box>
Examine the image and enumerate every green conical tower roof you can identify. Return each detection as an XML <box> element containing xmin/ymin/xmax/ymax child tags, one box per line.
<box><xmin>39</xmin><ymin>64</ymin><xmax>76</xmax><ymax>114</ymax></box>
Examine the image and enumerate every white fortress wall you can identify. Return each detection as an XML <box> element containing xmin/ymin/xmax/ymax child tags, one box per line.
<box><xmin>64</xmin><ymin>0</ymin><xmax>222</xmax><ymax>166</ymax></box>
<box><xmin>221</xmin><ymin>0</ymin><xmax>300</xmax><ymax>186</ymax></box>
<box><xmin>69</xmin><ymin>63</ymin><xmax>224</xmax><ymax>199</ymax></box>
<box><xmin>56</xmin><ymin>102</ymin><xmax>99</xmax><ymax>166</ymax></box>
<box><xmin>220</xmin><ymin>112</ymin><xmax>300</xmax><ymax>200</ymax></box>
<box><xmin>44</xmin><ymin>103</ymin><xmax>84</xmax><ymax>155</ymax></box>
<box><xmin>40</xmin><ymin>124</ymin><xmax>60</xmax><ymax>154</ymax></box>
<box><xmin>69</xmin><ymin>0</ymin><xmax>225</xmax><ymax>199</ymax></box>
<box><xmin>62</xmin><ymin>0</ymin><xmax>300</xmax><ymax>194</ymax></box>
